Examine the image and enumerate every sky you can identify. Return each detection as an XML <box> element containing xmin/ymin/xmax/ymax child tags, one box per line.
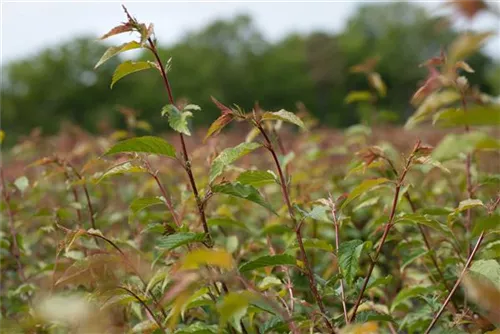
<box><xmin>1</xmin><ymin>1</ymin><xmax>499</xmax><ymax>65</ymax></box>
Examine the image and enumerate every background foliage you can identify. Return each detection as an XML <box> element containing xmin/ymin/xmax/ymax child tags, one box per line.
<box><xmin>2</xmin><ymin>2</ymin><xmax>499</xmax><ymax>145</ymax></box>
<box><xmin>1</xmin><ymin>1</ymin><xmax>500</xmax><ymax>334</ymax></box>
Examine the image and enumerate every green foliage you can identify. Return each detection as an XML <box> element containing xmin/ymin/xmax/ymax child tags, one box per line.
<box><xmin>2</xmin><ymin>4</ymin><xmax>500</xmax><ymax>334</ymax></box>
<box><xmin>239</xmin><ymin>254</ymin><xmax>296</xmax><ymax>273</ymax></box>
<box><xmin>209</xmin><ymin>142</ymin><xmax>262</xmax><ymax>183</ymax></box>
<box><xmin>211</xmin><ymin>182</ymin><xmax>277</xmax><ymax>215</ymax></box>
<box><xmin>3</xmin><ymin>2</ymin><xmax>498</xmax><ymax>144</ymax></box>
<box><xmin>111</xmin><ymin>60</ymin><xmax>156</xmax><ymax>88</ymax></box>
<box><xmin>105</xmin><ymin>135</ymin><xmax>176</xmax><ymax>157</ymax></box>
<box><xmin>338</xmin><ymin>240</ymin><xmax>368</xmax><ymax>285</ymax></box>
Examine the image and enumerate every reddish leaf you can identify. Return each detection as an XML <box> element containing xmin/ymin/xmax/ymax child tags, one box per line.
<box><xmin>211</xmin><ymin>96</ymin><xmax>232</xmax><ymax>115</ymax></box>
<box><xmin>448</xmin><ymin>0</ymin><xmax>488</xmax><ymax>19</ymax></box>
<box><xmin>99</xmin><ymin>23</ymin><xmax>134</xmax><ymax>40</ymax></box>
<box><xmin>204</xmin><ymin>114</ymin><xmax>234</xmax><ymax>142</ymax></box>
<box><xmin>411</xmin><ymin>66</ymin><xmax>442</xmax><ymax>104</ymax></box>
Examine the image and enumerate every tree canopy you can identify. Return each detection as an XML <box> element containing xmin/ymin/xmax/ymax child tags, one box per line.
<box><xmin>2</xmin><ymin>2</ymin><xmax>498</xmax><ymax>143</ymax></box>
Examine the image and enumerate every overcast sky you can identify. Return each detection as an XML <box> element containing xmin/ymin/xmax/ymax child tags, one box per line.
<box><xmin>1</xmin><ymin>1</ymin><xmax>499</xmax><ymax>65</ymax></box>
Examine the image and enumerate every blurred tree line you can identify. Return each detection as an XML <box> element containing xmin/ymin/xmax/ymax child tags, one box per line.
<box><xmin>2</xmin><ymin>2</ymin><xmax>499</xmax><ymax>143</ymax></box>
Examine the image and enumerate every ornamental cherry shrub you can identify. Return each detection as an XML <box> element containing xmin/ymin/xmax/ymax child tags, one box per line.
<box><xmin>1</xmin><ymin>5</ymin><xmax>500</xmax><ymax>334</ymax></box>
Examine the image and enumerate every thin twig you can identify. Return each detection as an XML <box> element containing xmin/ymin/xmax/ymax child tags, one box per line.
<box><xmin>328</xmin><ymin>196</ymin><xmax>349</xmax><ymax>325</ymax></box>
<box><xmin>461</xmin><ymin>94</ymin><xmax>474</xmax><ymax>258</ymax></box>
<box><xmin>425</xmin><ymin>194</ymin><xmax>500</xmax><ymax>333</ymax></box>
<box><xmin>86</xmin><ymin>230</ymin><xmax>168</xmax><ymax>319</ymax></box>
<box><xmin>118</xmin><ymin>286</ymin><xmax>165</xmax><ymax>331</ymax></box>
<box><xmin>349</xmin><ymin>140</ymin><xmax>420</xmax><ymax>322</ymax></box>
<box><xmin>237</xmin><ymin>275</ymin><xmax>299</xmax><ymax>334</ymax></box>
<box><xmin>404</xmin><ymin>192</ymin><xmax>458</xmax><ymax>312</ymax></box>
<box><xmin>0</xmin><ymin>167</ymin><xmax>26</xmax><ymax>282</ymax></box>
<box><xmin>146</xmin><ymin>36</ymin><xmax>213</xmax><ymax>247</ymax></box>
<box><xmin>256</xmin><ymin>122</ymin><xmax>335</xmax><ymax>333</ymax></box>
<box><xmin>424</xmin><ymin>231</ymin><xmax>485</xmax><ymax>334</ymax></box>
<box><xmin>143</xmin><ymin>159</ymin><xmax>182</xmax><ymax>228</ymax></box>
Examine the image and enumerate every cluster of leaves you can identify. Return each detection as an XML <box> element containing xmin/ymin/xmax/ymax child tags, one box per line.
<box><xmin>1</xmin><ymin>4</ymin><xmax>500</xmax><ymax>334</ymax></box>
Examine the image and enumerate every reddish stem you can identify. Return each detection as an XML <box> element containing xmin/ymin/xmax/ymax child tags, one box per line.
<box><xmin>329</xmin><ymin>198</ymin><xmax>349</xmax><ymax>324</ymax></box>
<box><xmin>350</xmin><ymin>141</ymin><xmax>420</xmax><ymax>322</ymax></box>
<box><xmin>146</xmin><ymin>38</ymin><xmax>212</xmax><ymax>247</ymax></box>
<box><xmin>257</xmin><ymin>123</ymin><xmax>335</xmax><ymax>333</ymax></box>
<box><xmin>0</xmin><ymin>167</ymin><xmax>26</xmax><ymax>282</ymax></box>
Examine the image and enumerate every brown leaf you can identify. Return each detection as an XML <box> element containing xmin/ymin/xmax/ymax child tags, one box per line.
<box><xmin>211</xmin><ymin>96</ymin><xmax>232</xmax><ymax>115</ymax></box>
<box><xmin>350</xmin><ymin>57</ymin><xmax>379</xmax><ymax>74</ymax></box>
<box><xmin>463</xmin><ymin>272</ymin><xmax>500</xmax><ymax>323</ymax></box>
<box><xmin>448</xmin><ymin>0</ymin><xmax>488</xmax><ymax>19</ymax></box>
<box><xmin>204</xmin><ymin>114</ymin><xmax>234</xmax><ymax>142</ymax></box>
<box><xmin>100</xmin><ymin>24</ymin><xmax>134</xmax><ymax>40</ymax></box>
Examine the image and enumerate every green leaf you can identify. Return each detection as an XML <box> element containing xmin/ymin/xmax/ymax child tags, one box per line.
<box><xmin>338</xmin><ymin>239</ymin><xmax>365</xmax><ymax>285</ymax></box>
<box><xmin>391</xmin><ymin>286</ymin><xmax>436</xmax><ymax>312</ymax></box>
<box><xmin>405</xmin><ymin>90</ymin><xmax>461</xmax><ymax>129</ymax></box>
<box><xmin>472</xmin><ymin>215</ymin><xmax>500</xmax><ymax>237</ymax></box>
<box><xmin>448</xmin><ymin>31</ymin><xmax>495</xmax><ymax>63</ymax></box>
<box><xmin>111</xmin><ymin>61</ymin><xmax>155</xmax><ymax>88</ymax></box>
<box><xmin>261</xmin><ymin>110</ymin><xmax>305</xmax><ymax>129</ymax></box>
<box><xmin>368</xmin><ymin>72</ymin><xmax>387</xmax><ymax>97</ymax></box>
<box><xmin>291</xmin><ymin>238</ymin><xmax>333</xmax><ymax>252</ymax></box>
<box><xmin>130</xmin><ymin>197</ymin><xmax>164</xmax><ymax>215</ymax></box>
<box><xmin>14</xmin><ymin>176</ymin><xmax>29</xmax><ymax>194</ymax></box>
<box><xmin>258</xmin><ymin>276</ymin><xmax>282</xmax><ymax>290</ymax></box>
<box><xmin>395</xmin><ymin>213</ymin><xmax>453</xmax><ymax>238</ymax></box>
<box><xmin>156</xmin><ymin>232</ymin><xmax>206</xmax><ymax>251</ymax></box>
<box><xmin>161</xmin><ymin>104</ymin><xmax>193</xmax><ymax>136</ymax></box>
<box><xmin>344</xmin><ymin>91</ymin><xmax>374</xmax><ymax>104</ymax></box>
<box><xmin>207</xmin><ymin>218</ymin><xmax>248</xmax><ymax>231</ymax></box>
<box><xmin>469</xmin><ymin>259</ymin><xmax>500</xmax><ymax>289</ymax></box>
<box><xmin>366</xmin><ymin>275</ymin><xmax>393</xmax><ymax>290</ymax></box>
<box><xmin>146</xmin><ymin>268</ymin><xmax>169</xmax><ymax>294</ymax></box>
<box><xmin>182</xmin><ymin>249</ymin><xmax>233</xmax><ymax>270</ymax></box>
<box><xmin>209</xmin><ymin>142</ymin><xmax>262</xmax><ymax>183</ymax></box>
<box><xmin>401</xmin><ymin>248</ymin><xmax>428</xmax><ymax>272</ymax></box>
<box><xmin>212</xmin><ymin>182</ymin><xmax>277</xmax><ymax>215</ymax></box>
<box><xmin>457</xmin><ymin>199</ymin><xmax>484</xmax><ymax>212</ymax></box>
<box><xmin>95</xmin><ymin>162</ymin><xmax>147</xmax><ymax>183</ymax></box>
<box><xmin>131</xmin><ymin>320</ymin><xmax>159</xmax><ymax>333</ymax></box>
<box><xmin>95</xmin><ymin>41</ymin><xmax>142</xmax><ymax>69</ymax></box>
<box><xmin>236</xmin><ymin>170</ymin><xmax>276</xmax><ymax>187</ymax></box>
<box><xmin>217</xmin><ymin>292</ymin><xmax>255</xmax><ymax>332</ymax></box>
<box><xmin>432</xmin><ymin>132</ymin><xmax>500</xmax><ymax>161</ymax></box>
<box><xmin>433</xmin><ymin>105</ymin><xmax>500</xmax><ymax>127</ymax></box>
<box><xmin>105</xmin><ymin>136</ymin><xmax>176</xmax><ymax>157</ymax></box>
<box><xmin>355</xmin><ymin>311</ymin><xmax>394</xmax><ymax>324</ymax></box>
<box><xmin>239</xmin><ymin>254</ymin><xmax>296</xmax><ymax>273</ymax></box>
<box><xmin>341</xmin><ymin>178</ymin><xmax>390</xmax><ymax>209</ymax></box>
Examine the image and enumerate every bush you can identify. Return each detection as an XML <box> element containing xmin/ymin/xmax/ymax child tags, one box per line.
<box><xmin>1</xmin><ymin>6</ymin><xmax>499</xmax><ymax>334</ymax></box>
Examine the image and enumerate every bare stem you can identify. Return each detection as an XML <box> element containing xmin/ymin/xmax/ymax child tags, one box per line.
<box><xmin>63</xmin><ymin>169</ymin><xmax>82</xmax><ymax>223</ymax></box>
<box><xmin>146</xmin><ymin>37</ymin><xmax>213</xmax><ymax>247</ymax></box>
<box><xmin>424</xmin><ymin>231</ymin><xmax>485</xmax><ymax>334</ymax></box>
<box><xmin>404</xmin><ymin>192</ymin><xmax>458</xmax><ymax>312</ymax></box>
<box><xmin>256</xmin><ymin>123</ymin><xmax>335</xmax><ymax>333</ymax></box>
<box><xmin>0</xmin><ymin>167</ymin><xmax>26</xmax><ymax>282</ymax></box>
<box><xmin>143</xmin><ymin>159</ymin><xmax>182</xmax><ymax>228</ymax></box>
<box><xmin>328</xmin><ymin>197</ymin><xmax>349</xmax><ymax>325</ymax></box>
<box><xmin>118</xmin><ymin>286</ymin><xmax>165</xmax><ymax>331</ymax></box>
<box><xmin>425</xmin><ymin>193</ymin><xmax>499</xmax><ymax>333</ymax></box>
<box><xmin>461</xmin><ymin>94</ymin><xmax>474</xmax><ymax>257</ymax></box>
<box><xmin>237</xmin><ymin>275</ymin><xmax>299</xmax><ymax>334</ymax></box>
<box><xmin>349</xmin><ymin>140</ymin><xmax>420</xmax><ymax>322</ymax></box>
